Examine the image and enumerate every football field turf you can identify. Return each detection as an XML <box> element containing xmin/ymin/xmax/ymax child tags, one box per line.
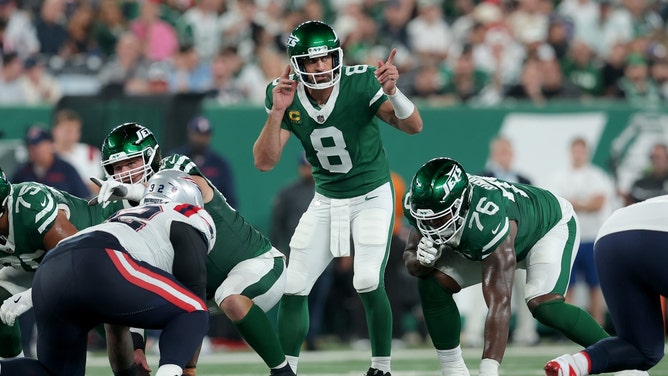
<box><xmin>85</xmin><ymin>343</ymin><xmax>668</xmax><ymax>375</ymax></box>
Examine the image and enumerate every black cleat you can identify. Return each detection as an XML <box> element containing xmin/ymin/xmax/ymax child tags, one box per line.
<box><xmin>365</xmin><ymin>368</ymin><xmax>391</xmax><ymax>376</ymax></box>
<box><xmin>270</xmin><ymin>364</ymin><xmax>296</xmax><ymax>376</ymax></box>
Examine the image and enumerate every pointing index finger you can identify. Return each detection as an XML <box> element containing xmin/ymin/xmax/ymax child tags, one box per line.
<box><xmin>386</xmin><ymin>48</ymin><xmax>397</xmax><ymax>66</ymax></box>
<box><xmin>281</xmin><ymin>64</ymin><xmax>291</xmax><ymax>79</ymax></box>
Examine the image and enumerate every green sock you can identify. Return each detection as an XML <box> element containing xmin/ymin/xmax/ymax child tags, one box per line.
<box><xmin>418</xmin><ymin>278</ymin><xmax>462</xmax><ymax>350</ymax></box>
<box><xmin>533</xmin><ymin>299</ymin><xmax>609</xmax><ymax>346</ymax></box>
<box><xmin>359</xmin><ymin>288</ymin><xmax>393</xmax><ymax>357</ymax></box>
<box><xmin>0</xmin><ymin>321</ymin><xmax>22</xmax><ymax>358</ymax></box>
<box><xmin>234</xmin><ymin>304</ymin><xmax>286</xmax><ymax>368</ymax></box>
<box><xmin>277</xmin><ymin>295</ymin><xmax>309</xmax><ymax>357</ymax></box>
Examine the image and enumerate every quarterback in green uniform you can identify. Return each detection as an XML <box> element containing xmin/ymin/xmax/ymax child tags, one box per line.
<box><xmin>403</xmin><ymin>158</ymin><xmax>611</xmax><ymax>376</ymax></box>
<box><xmin>0</xmin><ymin>167</ymin><xmax>123</xmax><ymax>359</ymax></box>
<box><xmin>253</xmin><ymin>20</ymin><xmax>422</xmax><ymax>376</ymax></box>
<box><xmin>95</xmin><ymin>122</ymin><xmax>293</xmax><ymax>376</ymax></box>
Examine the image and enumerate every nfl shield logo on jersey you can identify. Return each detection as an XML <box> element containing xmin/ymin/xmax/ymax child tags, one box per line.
<box><xmin>317</xmin><ymin>115</ymin><xmax>325</xmax><ymax>124</ymax></box>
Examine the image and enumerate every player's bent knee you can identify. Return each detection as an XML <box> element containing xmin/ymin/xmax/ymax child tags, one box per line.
<box><xmin>353</xmin><ymin>274</ymin><xmax>380</xmax><ymax>293</ymax></box>
<box><xmin>220</xmin><ymin>294</ymin><xmax>253</xmax><ymax>321</ymax></box>
<box><xmin>641</xmin><ymin>349</ymin><xmax>664</xmax><ymax>369</ymax></box>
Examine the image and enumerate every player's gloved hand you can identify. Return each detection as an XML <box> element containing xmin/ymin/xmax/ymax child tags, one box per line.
<box><xmin>478</xmin><ymin>358</ymin><xmax>500</xmax><ymax>376</ymax></box>
<box><xmin>89</xmin><ymin>177</ymin><xmax>144</xmax><ymax>205</ymax></box>
<box><xmin>417</xmin><ymin>237</ymin><xmax>441</xmax><ymax>267</ymax></box>
<box><xmin>0</xmin><ymin>288</ymin><xmax>33</xmax><ymax>326</ymax></box>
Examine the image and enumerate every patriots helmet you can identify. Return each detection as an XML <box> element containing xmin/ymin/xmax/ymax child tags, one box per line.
<box><xmin>101</xmin><ymin>122</ymin><xmax>161</xmax><ymax>184</ymax></box>
<box><xmin>287</xmin><ymin>20</ymin><xmax>343</xmax><ymax>89</ymax></box>
<box><xmin>409</xmin><ymin>157</ymin><xmax>470</xmax><ymax>246</ymax></box>
<box><xmin>141</xmin><ymin>169</ymin><xmax>204</xmax><ymax>208</ymax></box>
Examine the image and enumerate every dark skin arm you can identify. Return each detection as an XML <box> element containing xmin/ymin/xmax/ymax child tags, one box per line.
<box><xmin>42</xmin><ymin>210</ymin><xmax>79</xmax><ymax>250</ymax></box>
<box><xmin>480</xmin><ymin>220</ymin><xmax>518</xmax><ymax>363</ymax></box>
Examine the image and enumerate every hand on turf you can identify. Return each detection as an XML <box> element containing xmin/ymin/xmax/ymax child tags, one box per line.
<box><xmin>416</xmin><ymin>237</ymin><xmax>441</xmax><ymax>267</ymax></box>
<box><xmin>0</xmin><ymin>288</ymin><xmax>33</xmax><ymax>326</ymax></box>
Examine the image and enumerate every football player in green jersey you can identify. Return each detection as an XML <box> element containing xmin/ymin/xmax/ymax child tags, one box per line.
<box><xmin>253</xmin><ymin>20</ymin><xmax>423</xmax><ymax>376</ymax></box>
<box><xmin>95</xmin><ymin>122</ymin><xmax>294</xmax><ymax>376</ymax></box>
<box><xmin>0</xmin><ymin>167</ymin><xmax>123</xmax><ymax>360</ymax></box>
<box><xmin>403</xmin><ymin>157</ymin><xmax>612</xmax><ymax>376</ymax></box>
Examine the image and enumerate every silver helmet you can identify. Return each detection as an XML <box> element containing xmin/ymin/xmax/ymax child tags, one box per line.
<box><xmin>140</xmin><ymin>169</ymin><xmax>203</xmax><ymax>207</ymax></box>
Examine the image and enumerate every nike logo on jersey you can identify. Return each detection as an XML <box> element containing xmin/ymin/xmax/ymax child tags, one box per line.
<box><xmin>365</xmin><ymin>195</ymin><xmax>379</xmax><ymax>201</ymax></box>
<box><xmin>13</xmin><ymin>296</ymin><xmax>21</xmax><ymax>303</ymax></box>
<box><xmin>40</xmin><ymin>197</ymin><xmax>47</xmax><ymax>206</ymax></box>
<box><xmin>491</xmin><ymin>223</ymin><xmax>501</xmax><ymax>235</ymax></box>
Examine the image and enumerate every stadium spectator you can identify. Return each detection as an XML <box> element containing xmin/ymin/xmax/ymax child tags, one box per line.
<box><xmin>406</xmin><ymin>0</ymin><xmax>453</xmax><ymax>65</ymax></box>
<box><xmin>549</xmin><ymin>137</ymin><xmax>616</xmax><ymax>326</ymax></box>
<box><xmin>166</xmin><ymin>43</ymin><xmax>211</xmax><ymax>93</ymax></box>
<box><xmin>12</xmin><ymin>125</ymin><xmax>89</xmax><ymax>199</ymax></box>
<box><xmin>0</xmin><ymin>0</ymin><xmax>39</xmax><ymax>59</ymax></box>
<box><xmin>625</xmin><ymin>142</ymin><xmax>668</xmax><ymax>205</ymax></box>
<box><xmin>50</xmin><ymin>108</ymin><xmax>104</xmax><ymax>196</ymax></box>
<box><xmin>20</xmin><ymin>55</ymin><xmax>61</xmax><ymax>104</ymax></box>
<box><xmin>600</xmin><ymin>42</ymin><xmax>628</xmax><ymax>98</ymax></box>
<box><xmin>167</xmin><ymin>115</ymin><xmax>238</xmax><ymax>208</ymax></box>
<box><xmin>34</xmin><ymin>0</ymin><xmax>68</xmax><ymax>57</ymax></box>
<box><xmin>91</xmin><ymin>0</ymin><xmax>127</xmax><ymax>58</ymax></box>
<box><xmin>0</xmin><ymin>51</ymin><xmax>26</xmax><ymax>104</ymax></box>
<box><xmin>617</xmin><ymin>52</ymin><xmax>661</xmax><ymax>107</ymax></box>
<box><xmin>130</xmin><ymin>0</ymin><xmax>178</xmax><ymax>62</ymax></box>
<box><xmin>97</xmin><ymin>31</ymin><xmax>150</xmax><ymax>95</ymax></box>
<box><xmin>207</xmin><ymin>46</ymin><xmax>245</xmax><ymax>103</ymax></box>
<box><xmin>62</xmin><ymin>3</ymin><xmax>96</xmax><ymax>57</ymax></box>
<box><xmin>562</xmin><ymin>40</ymin><xmax>603</xmax><ymax>97</ymax></box>
<box><xmin>177</xmin><ymin>0</ymin><xmax>224</xmax><ymax>63</ymax></box>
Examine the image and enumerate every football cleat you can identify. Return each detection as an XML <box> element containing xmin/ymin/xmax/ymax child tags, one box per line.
<box><xmin>270</xmin><ymin>364</ymin><xmax>296</xmax><ymax>376</ymax></box>
<box><xmin>365</xmin><ymin>368</ymin><xmax>391</xmax><ymax>376</ymax></box>
<box><xmin>544</xmin><ymin>354</ymin><xmax>581</xmax><ymax>376</ymax></box>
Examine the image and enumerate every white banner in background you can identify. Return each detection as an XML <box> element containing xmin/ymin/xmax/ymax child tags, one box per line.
<box><xmin>498</xmin><ymin>112</ymin><xmax>608</xmax><ymax>189</ymax></box>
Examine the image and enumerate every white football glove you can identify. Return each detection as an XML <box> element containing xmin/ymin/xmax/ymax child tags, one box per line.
<box><xmin>89</xmin><ymin>177</ymin><xmax>145</xmax><ymax>205</ymax></box>
<box><xmin>1</xmin><ymin>288</ymin><xmax>33</xmax><ymax>326</ymax></box>
<box><xmin>417</xmin><ymin>237</ymin><xmax>442</xmax><ymax>267</ymax></box>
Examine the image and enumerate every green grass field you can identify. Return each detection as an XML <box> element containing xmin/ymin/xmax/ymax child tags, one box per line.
<box><xmin>84</xmin><ymin>343</ymin><xmax>668</xmax><ymax>375</ymax></box>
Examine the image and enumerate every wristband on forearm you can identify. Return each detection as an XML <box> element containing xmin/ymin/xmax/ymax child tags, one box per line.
<box><xmin>386</xmin><ymin>88</ymin><xmax>415</xmax><ymax>120</ymax></box>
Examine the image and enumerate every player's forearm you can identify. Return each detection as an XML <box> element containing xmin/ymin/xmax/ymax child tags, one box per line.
<box><xmin>253</xmin><ymin>110</ymin><xmax>285</xmax><ymax>171</ymax></box>
<box><xmin>482</xmin><ymin>303</ymin><xmax>511</xmax><ymax>363</ymax></box>
<box><xmin>395</xmin><ymin>110</ymin><xmax>423</xmax><ymax>134</ymax></box>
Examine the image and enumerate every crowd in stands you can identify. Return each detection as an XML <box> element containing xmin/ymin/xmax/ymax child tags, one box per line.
<box><xmin>1</xmin><ymin>0</ymin><xmax>668</xmax><ymax>106</ymax></box>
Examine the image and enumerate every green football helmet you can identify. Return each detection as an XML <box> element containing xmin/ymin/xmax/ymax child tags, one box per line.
<box><xmin>409</xmin><ymin>158</ymin><xmax>470</xmax><ymax>246</ymax></box>
<box><xmin>101</xmin><ymin>122</ymin><xmax>161</xmax><ymax>184</ymax></box>
<box><xmin>287</xmin><ymin>20</ymin><xmax>343</xmax><ymax>89</ymax></box>
<box><xmin>0</xmin><ymin>166</ymin><xmax>12</xmax><ymax>215</ymax></box>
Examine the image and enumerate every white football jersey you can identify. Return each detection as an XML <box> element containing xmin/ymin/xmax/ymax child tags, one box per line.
<box><xmin>75</xmin><ymin>203</ymin><xmax>216</xmax><ymax>273</ymax></box>
<box><xmin>596</xmin><ymin>194</ymin><xmax>668</xmax><ymax>241</ymax></box>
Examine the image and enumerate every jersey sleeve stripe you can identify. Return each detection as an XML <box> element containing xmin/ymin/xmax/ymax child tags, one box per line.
<box><xmin>482</xmin><ymin>218</ymin><xmax>510</xmax><ymax>253</ymax></box>
<box><xmin>369</xmin><ymin>88</ymin><xmax>384</xmax><ymax>108</ymax></box>
<box><xmin>36</xmin><ymin>197</ymin><xmax>58</xmax><ymax>234</ymax></box>
<box><xmin>173</xmin><ymin>203</ymin><xmax>201</xmax><ymax>217</ymax></box>
<box><xmin>104</xmin><ymin>248</ymin><xmax>207</xmax><ymax>312</ymax></box>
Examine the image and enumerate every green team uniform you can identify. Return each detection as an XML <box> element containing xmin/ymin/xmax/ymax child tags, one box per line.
<box><xmin>161</xmin><ymin>154</ymin><xmax>275</xmax><ymax>298</ymax></box>
<box><xmin>0</xmin><ymin>182</ymin><xmax>122</xmax><ymax>272</ymax></box>
<box><xmin>406</xmin><ymin>172</ymin><xmax>610</xmax><ymax>355</ymax></box>
<box><xmin>265</xmin><ymin>66</ymin><xmax>391</xmax><ymax>198</ymax></box>
<box><xmin>0</xmin><ymin>182</ymin><xmax>123</xmax><ymax>358</ymax></box>
<box><xmin>449</xmin><ymin>175</ymin><xmax>562</xmax><ymax>261</ymax></box>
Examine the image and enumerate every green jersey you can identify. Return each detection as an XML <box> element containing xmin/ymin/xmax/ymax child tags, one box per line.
<box><xmin>265</xmin><ymin>66</ymin><xmax>391</xmax><ymax>198</ymax></box>
<box><xmin>161</xmin><ymin>154</ymin><xmax>272</xmax><ymax>297</ymax></box>
<box><xmin>0</xmin><ymin>182</ymin><xmax>123</xmax><ymax>271</ymax></box>
<box><xmin>407</xmin><ymin>175</ymin><xmax>562</xmax><ymax>262</ymax></box>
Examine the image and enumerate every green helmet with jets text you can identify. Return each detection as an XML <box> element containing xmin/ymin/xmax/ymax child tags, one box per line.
<box><xmin>101</xmin><ymin>122</ymin><xmax>161</xmax><ymax>184</ymax></box>
<box><xmin>287</xmin><ymin>20</ymin><xmax>343</xmax><ymax>89</ymax></box>
<box><xmin>409</xmin><ymin>158</ymin><xmax>470</xmax><ymax>246</ymax></box>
